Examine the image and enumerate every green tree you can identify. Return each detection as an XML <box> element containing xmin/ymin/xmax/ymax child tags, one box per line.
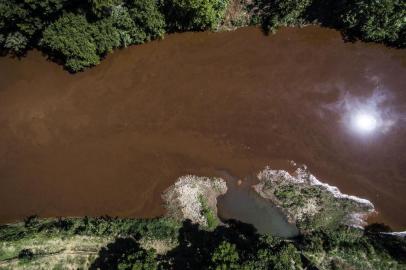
<box><xmin>160</xmin><ymin>0</ymin><xmax>229</xmax><ymax>31</ymax></box>
<box><xmin>110</xmin><ymin>5</ymin><xmax>135</xmax><ymax>47</ymax></box>
<box><xmin>93</xmin><ymin>17</ymin><xmax>121</xmax><ymax>54</ymax></box>
<box><xmin>0</xmin><ymin>1</ymin><xmax>32</xmax><ymax>52</ymax></box>
<box><xmin>4</xmin><ymin>32</ymin><xmax>28</xmax><ymax>53</ymax></box>
<box><xmin>126</xmin><ymin>0</ymin><xmax>166</xmax><ymax>42</ymax></box>
<box><xmin>341</xmin><ymin>0</ymin><xmax>406</xmax><ymax>45</ymax></box>
<box><xmin>22</xmin><ymin>0</ymin><xmax>68</xmax><ymax>16</ymax></box>
<box><xmin>89</xmin><ymin>0</ymin><xmax>122</xmax><ymax>18</ymax></box>
<box><xmin>40</xmin><ymin>13</ymin><xmax>100</xmax><ymax>72</ymax></box>
<box><xmin>255</xmin><ymin>0</ymin><xmax>313</xmax><ymax>33</ymax></box>
<box><xmin>117</xmin><ymin>249</ymin><xmax>158</xmax><ymax>270</ymax></box>
<box><xmin>272</xmin><ymin>243</ymin><xmax>302</xmax><ymax>270</ymax></box>
<box><xmin>211</xmin><ymin>241</ymin><xmax>240</xmax><ymax>270</ymax></box>
<box><xmin>0</xmin><ymin>0</ymin><xmax>68</xmax><ymax>53</ymax></box>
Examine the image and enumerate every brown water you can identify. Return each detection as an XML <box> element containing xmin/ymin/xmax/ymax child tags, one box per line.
<box><xmin>0</xmin><ymin>26</ymin><xmax>405</xmax><ymax>229</ymax></box>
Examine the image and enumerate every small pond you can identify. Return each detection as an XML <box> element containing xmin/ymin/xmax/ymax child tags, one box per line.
<box><xmin>217</xmin><ymin>172</ymin><xmax>299</xmax><ymax>237</ymax></box>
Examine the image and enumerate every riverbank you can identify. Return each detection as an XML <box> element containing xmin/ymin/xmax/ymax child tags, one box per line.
<box><xmin>1</xmin><ymin>0</ymin><xmax>404</xmax><ymax>71</ymax></box>
<box><xmin>1</xmin><ymin>173</ymin><xmax>405</xmax><ymax>270</ymax></box>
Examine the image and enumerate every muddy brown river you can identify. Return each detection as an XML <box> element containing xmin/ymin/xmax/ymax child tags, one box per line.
<box><xmin>0</xmin><ymin>26</ymin><xmax>405</xmax><ymax>229</ymax></box>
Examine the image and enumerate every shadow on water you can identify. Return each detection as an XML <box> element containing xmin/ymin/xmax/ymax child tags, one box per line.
<box><xmin>216</xmin><ymin>171</ymin><xmax>299</xmax><ymax>237</ymax></box>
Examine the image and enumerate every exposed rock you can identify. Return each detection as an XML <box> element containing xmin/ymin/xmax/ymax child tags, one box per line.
<box><xmin>254</xmin><ymin>166</ymin><xmax>375</xmax><ymax>231</ymax></box>
<box><xmin>162</xmin><ymin>175</ymin><xmax>227</xmax><ymax>228</ymax></box>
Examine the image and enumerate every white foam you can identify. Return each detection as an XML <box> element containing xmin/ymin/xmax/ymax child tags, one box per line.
<box><xmin>381</xmin><ymin>231</ymin><xmax>406</xmax><ymax>237</ymax></box>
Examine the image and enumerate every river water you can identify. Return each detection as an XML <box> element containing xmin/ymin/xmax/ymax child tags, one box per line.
<box><xmin>0</xmin><ymin>26</ymin><xmax>405</xmax><ymax>230</ymax></box>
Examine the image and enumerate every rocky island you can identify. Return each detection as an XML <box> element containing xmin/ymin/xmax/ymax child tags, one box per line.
<box><xmin>254</xmin><ymin>166</ymin><xmax>375</xmax><ymax>232</ymax></box>
<box><xmin>162</xmin><ymin>175</ymin><xmax>227</xmax><ymax>229</ymax></box>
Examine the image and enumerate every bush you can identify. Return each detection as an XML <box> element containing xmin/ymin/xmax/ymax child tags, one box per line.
<box><xmin>341</xmin><ymin>0</ymin><xmax>405</xmax><ymax>45</ymax></box>
<box><xmin>117</xmin><ymin>249</ymin><xmax>158</xmax><ymax>270</ymax></box>
<box><xmin>272</xmin><ymin>243</ymin><xmax>302</xmax><ymax>270</ymax></box>
<box><xmin>251</xmin><ymin>0</ymin><xmax>406</xmax><ymax>47</ymax></box>
<box><xmin>211</xmin><ymin>241</ymin><xmax>240</xmax><ymax>270</ymax></box>
<box><xmin>199</xmin><ymin>195</ymin><xmax>219</xmax><ymax>230</ymax></box>
<box><xmin>4</xmin><ymin>31</ymin><xmax>28</xmax><ymax>53</ymax></box>
<box><xmin>93</xmin><ymin>17</ymin><xmax>121</xmax><ymax>54</ymax></box>
<box><xmin>89</xmin><ymin>0</ymin><xmax>123</xmax><ymax>18</ymax></box>
<box><xmin>126</xmin><ymin>0</ymin><xmax>166</xmax><ymax>42</ymax></box>
<box><xmin>18</xmin><ymin>249</ymin><xmax>34</xmax><ymax>261</ymax></box>
<box><xmin>40</xmin><ymin>13</ymin><xmax>100</xmax><ymax>71</ymax></box>
<box><xmin>160</xmin><ymin>0</ymin><xmax>229</xmax><ymax>31</ymax></box>
<box><xmin>259</xmin><ymin>0</ymin><xmax>313</xmax><ymax>33</ymax></box>
<box><xmin>0</xmin><ymin>0</ymin><xmax>69</xmax><ymax>53</ymax></box>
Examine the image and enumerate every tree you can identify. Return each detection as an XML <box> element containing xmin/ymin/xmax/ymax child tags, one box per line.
<box><xmin>4</xmin><ymin>32</ymin><xmax>28</xmax><ymax>53</ymax></box>
<box><xmin>341</xmin><ymin>0</ymin><xmax>406</xmax><ymax>45</ymax></box>
<box><xmin>110</xmin><ymin>5</ymin><xmax>136</xmax><ymax>47</ymax></box>
<box><xmin>211</xmin><ymin>241</ymin><xmax>240</xmax><ymax>270</ymax></box>
<box><xmin>126</xmin><ymin>0</ymin><xmax>166</xmax><ymax>42</ymax></box>
<box><xmin>93</xmin><ymin>17</ymin><xmax>121</xmax><ymax>54</ymax></box>
<box><xmin>272</xmin><ymin>243</ymin><xmax>302</xmax><ymax>270</ymax></box>
<box><xmin>89</xmin><ymin>0</ymin><xmax>122</xmax><ymax>18</ymax></box>
<box><xmin>160</xmin><ymin>0</ymin><xmax>229</xmax><ymax>31</ymax></box>
<box><xmin>0</xmin><ymin>1</ymin><xmax>32</xmax><ymax>52</ymax></box>
<box><xmin>117</xmin><ymin>249</ymin><xmax>158</xmax><ymax>270</ymax></box>
<box><xmin>255</xmin><ymin>0</ymin><xmax>313</xmax><ymax>33</ymax></box>
<box><xmin>40</xmin><ymin>13</ymin><xmax>100</xmax><ymax>72</ymax></box>
<box><xmin>0</xmin><ymin>0</ymin><xmax>69</xmax><ymax>53</ymax></box>
<box><xmin>22</xmin><ymin>0</ymin><xmax>68</xmax><ymax>16</ymax></box>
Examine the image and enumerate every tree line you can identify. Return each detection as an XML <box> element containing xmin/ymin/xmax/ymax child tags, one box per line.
<box><xmin>0</xmin><ymin>0</ymin><xmax>229</xmax><ymax>71</ymax></box>
<box><xmin>251</xmin><ymin>0</ymin><xmax>405</xmax><ymax>47</ymax></box>
<box><xmin>1</xmin><ymin>217</ymin><xmax>405</xmax><ymax>269</ymax></box>
<box><xmin>0</xmin><ymin>0</ymin><xmax>405</xmax><ymax>72</ymax></box>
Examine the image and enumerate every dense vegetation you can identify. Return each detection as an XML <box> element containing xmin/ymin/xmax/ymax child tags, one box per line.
<box><xmin>1</xmin><ymin>0</ymin><xmax>405</xmax><ymax>71</ymax></box>
<box><xmin>251</xmin><ymin>0</ymin><xmax>406</xmax><ymax>47</ymax></box>
<box><xmin>0</xmin><ymin>0</ymin><xmax>228</xmax><ymax>71</ymax></box>
<box><xmin>1</xmin><ymin>216</ymin><xmax>405</xmax><ymax>269</ymax></box>
<box><xmin>0</xmin><ymin>0</ymin><xmax>405</xmax><ymax>71</ymax></box>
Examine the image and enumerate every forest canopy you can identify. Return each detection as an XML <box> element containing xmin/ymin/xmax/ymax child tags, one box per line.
<box><xmin>0</xmin><ymin>0</ymin><xmax>405</xmax><ymax>71</ymax></box>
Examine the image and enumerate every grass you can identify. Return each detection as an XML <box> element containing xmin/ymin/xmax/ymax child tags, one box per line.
<box><xmin>198</xmin><ymin>195</ymin><xmax>219</xmax><ymax>230</ymax></box>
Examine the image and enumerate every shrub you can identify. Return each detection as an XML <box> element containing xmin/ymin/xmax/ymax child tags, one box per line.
<box><xmin>211</xmin><ymin>241</ymin><xmax>240</xmax><ymax>270</ymax></box>
<box><xmin>40</xmin><ymin>13</ymin><xmax>100</xmax><ymax>71</ymax></box>
<box><xmin>199</xmin><ymin>195</ymin><xmax>219</xmax><ymax>230</ymax></box>
<box><xmin>160</xmin><ymin>0</ymin><xmax>229</xmax><ymax>31</ymax></box>
<box><xmin>126</xmin><ymin>0</ymin><xmax>166</xmax><ymax>42</ymax></box>
<box><xmin>341</xmin><ymin>0</ymin><xmax>406</xmax><ymax>45</ymax></box>
<box><xmin>89</xmin><ymin>0</ymin><xmax>123</xmax><ymax>18</ymax></box>
<box><xmin>253</xmin><ymin>0</ymin><xmax>313</xmax><ymax>33</ymax></box>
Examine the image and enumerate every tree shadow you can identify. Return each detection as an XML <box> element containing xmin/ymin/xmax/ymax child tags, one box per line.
<box><xmin>364</xmin><ymin>223</ymin><xmax>406</xmax><ymax>263</ymax></box>
<box><xmin>88</xmin><ymin>218</ymin><xmax>260</xmax><ymax>269</ymax></box>
<box><xmin>162</xmin><ymin>219</ymin><xmax>259</xmax><ymax>269</ymax></box>
<box><xmin>90</xmin><ymin>236</ymin><xmax>143</xmax><ymax>270</ymax></box>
